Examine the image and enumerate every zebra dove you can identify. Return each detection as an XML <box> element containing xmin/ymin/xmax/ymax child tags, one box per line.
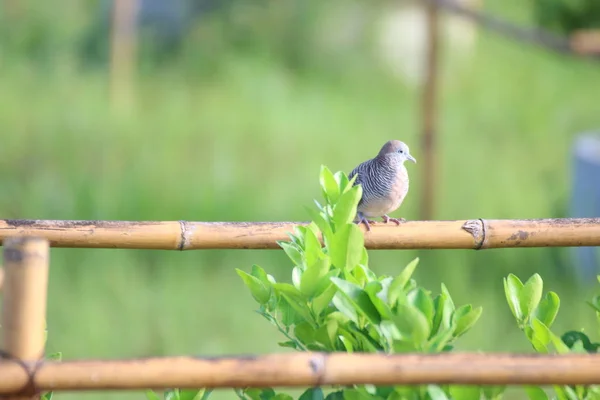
<box><xmin>348</xmin><ymin>140</ymin><xmax>416</xmax><ymax>231</ymax></box>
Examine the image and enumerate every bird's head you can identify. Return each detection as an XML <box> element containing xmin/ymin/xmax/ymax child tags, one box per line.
<box><xmin>378</xmin><ymin>140</ymin><xmax>417</xmax><ymax>164</ymax></box>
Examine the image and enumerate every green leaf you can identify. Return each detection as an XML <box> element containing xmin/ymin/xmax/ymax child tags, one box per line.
<box><xmin>393</xmin><ymin>386</ymin><xmax>423</xmax><ymax>399</ymax></box>
<box><xmin>292</xmin><ymin>267</ymin><xmax>302</xmax><ymax>290</ymax></box>
<box><xmin>341</xmin><ymin>389</ymin><xmax>372</xmax><ymax>400</ymax></box>
<box><xmin>274</xmin><ymin>283</ymin><xmax>316</xmax><ymax>326</ymax></box>
<box><xmin>426</xmin><ymin>323</ymin><xmax>455</xmax><ymax>352</ymax></box>
<box><xmin>392</xmin><ymin>304</ymin><xmax>431</xmax><ymax>344</ymax></box>
<box><xmin>454</xmin><ymin>306</ymin><xmax>482</xmax><ymax>338</ymax></box>
<box><xmin>504</xmin><ymin>274</ymin><xmax>524</xmax><ymax>322</ymax></box>
<box><xmin>312</xmin><ymin>282</ymin><xmax>338</xmax><ymax>317</ymax></box>
<box><xmin>332</xmin><ymin>185</ymin><xmax>362</xmax><ymax>227</ymax></box>
<box><xmin>525</xmin><ymin>320</ymin><xmax>549</xmax><ymax>353</ymax></box>
<box><xmin>427</xmin><ymin>385</ymin><xmax>450</xmax><ymax>400</ymax></box>
<box><xmin>431</xmin><ymin>293</ymin><xmax>447</xmax><ymax>336</ymax></box>
<box><xmin>179</xmin><ymin>390</ymin><xmax>205</xmax><ymax>400</ymax></box>
<box><xmin>553</xmin><ymin>385</ymin><xmax>578</xmax><ymax>400</ymax></box>
<box><xmin>46</xmin><ymin>351</ymin><xmax>62</xmax><ymax>361</ymax></box>
<box><xmin>300</xmin><ymin>256</ymin><xmax>331</xmax><ymax>298</ymax></box>
<box><xmin>432</xmin><ymin>291</ymin><xmax>454</xmax><ymax>336</ymax></box>
<box><xmin>352</xmin><ymin>264</ymin><xmax>370</xmax><ymax>287</ymax></box>
<box><xmin>305</xmin><ymin>206</ymin><xmax>334</xmax><ymax>246</ymax></box>
<box><xmin>379</xmin><ymin>320</ymin><xmax>402</xmax><ymax>343</ymax></box>
<box><xmin>145</xmin><ymin>391</ymin><xmax>162</xmax><ymax>400</ymax></box>
<box><xmin>407</xmin><ymin>288</ymin><xmax>434</xmax><ymax>323</ymax></box>
<box><xmin>290</xmin><ymin>226</ymin><xmax>306</xmax><ymax>247</ymax></box>
<box><xmin>531</xmin><ymin>318</ymin><xmax>552</xmax><ymax>346</ymax></box>
<box><xmin>279</xmin><ymin>296</ymin><xmax>303</xmax><ymax>327</ymax></box>
<box><xmin>320</xmin><ymin>165</ymin><xmax>341</xmax><ymax>203</ymax></box>
<box><xmin>440</xmin><ymin>283</ymin><xmax>455</xmax><ymax>309</ymax></box>
<box><xmin>334</xmin><ymin>171</ymin><xmax>351</xmax><ymax>192</ymax></box>
<box><xmin>364</xmin><ymin>281</ymin><xmax>393</xmax><ymax>320</ymax></box>
<box><xmin>525</xmin><ymin>386</ymin><xmax>549</xmax><ymax>400</ymax></box>
<box><xmin>388</xmin><ymin>258</ymin><xmax>420</xmax><ymax>307</ymax></box>
<box><xmin>338</xmin><ymin>330</ymin><xmax>356</xmax><ymax>353</ymax></box>
<box><xmin>304</xmin><ymin>226</ymin><xmax>323</xmax><ymax>266</ymax></box>
<box><xmin>279</xmin><ymin>242</ymin><xmax>303</xmax><ymax>267</ymax></box>
<box><xmin>329</xmin><ymin>224</ymin><xmax>364</xmax><ymax>272</ymax></box>
<box><xmin>350</xmin><ymin>326</ymin><xmax>381</xmax><ymax>352</ymax></box>
<box><xmin>299</xmin><ymin>388</ymin><xmax>325</xmax><ymax>400</ymax></box>
<box><xmin>251</xmin><ymin>264</ymin><xmax>272</xmax><ymax>286</ymax></box>
<box><xmin>332</xmin><ymin>291</ymin><xmax>359</xmax><ymax>323</ymax></box>
<box><xmin>41</xmin><ymin>393</ymin><xmax>53</xmax><ymax>400</ymax></box>
<box><xmin>561</xmin><ymin>330</ymin><xmax>594</xmax><ymax>352</ymax></box>
<box><xmin>278</xmin><ymin>340</ymin><xmax>300</xmax><ymax>350</ymax></box>
<box><xmin>272</xmin><ymin>394</ymin><xmax>294</xmax><ymax>400</ymax></box>
<box><xmin>533</xmin><ymin>291</ymin><xmax>560</xmax><ymax>328</ymax></box>
<box><xmin>165</xmin><ymin>390</ymin><xmax>180</xmax><ymax>400</ymax></box>
<box><xmin>482</xmin><ymin>386</ymin><xmax>506</xmax><ymax>400</ymax></box>
<box><xmin>236</xmin><ymin>269</ymin><xmax>271</xmax><ymax>305</ymax></box>
<box><xmin>449</xmin><ymin>386</ymin><xmax>481</xmax><ymax>400</ymax></box>
<box><xmin>586</xmin><ymin>295</ymin><xmax>600</xmax><ymax>313</ymax></box>
<box><xmin>319</xmin><ymin>317</ymin><xmax>339</xmax><ymax>349</ymax></box>
<box><xmin>549</xmin><ymin>331</ymin><xmax>571</xmax><ymax>354</ymax></box>
<box><xmin>520</xmin><ymin>274</ymin><xmax>543</xmax><ymax>322</ymax></box>
<box><xmin>331</xmin><ymin>277</ymin><xmax>381</xmax><ymax>324</ymax></box>
<box><xmin>294</xmin><ymin>321</ymin><xmax>317</xmax><ymax>345</ymax></box>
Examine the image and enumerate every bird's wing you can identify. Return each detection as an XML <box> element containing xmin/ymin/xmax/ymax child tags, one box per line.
<box><xmin>348</xmin><ymin>161</ymin><xmax>370</xmax><ymax>206</ymax></box>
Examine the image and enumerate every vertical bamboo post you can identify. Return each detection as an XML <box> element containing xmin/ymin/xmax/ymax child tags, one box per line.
<box><xmin>1</xmin><ymin>237</ymin><xmax>50</xmax><ymax>399</ymax></box>
<box><xmin>419</xmin><ymin>0</ymin><xmax>441</xmax><ymax>220</ymax></box>
<box><xmin>109</xmin><ymin>0</ymin><xmax>139</xmax><ymax>111</ymax></box>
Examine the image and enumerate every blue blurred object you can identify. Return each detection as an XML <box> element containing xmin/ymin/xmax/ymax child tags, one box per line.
<box><xmin>81</xmin><ymin>0</ymin><xmax>224</xmax><ymax>64</ymax></box>
<box><xmin>570</xmin><ymin>132</ymin><xmax>600</xmax><ymax>282</ymax></box>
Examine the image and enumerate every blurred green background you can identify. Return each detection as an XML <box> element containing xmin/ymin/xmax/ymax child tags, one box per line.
<box><xmin>1</xmin><ymin>0</ymin><xmax>600</xmax><ymax>399</ymax></box>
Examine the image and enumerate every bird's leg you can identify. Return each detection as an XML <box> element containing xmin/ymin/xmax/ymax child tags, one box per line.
<box><xmin>355</xmin><ymin>212</ymin><xmax>377</xmax><ymax>231</ymax></box>
<box><xmin>382</xmin><ymin>214</ymin><xmax>406</xmax><ymax>225</ymax></box>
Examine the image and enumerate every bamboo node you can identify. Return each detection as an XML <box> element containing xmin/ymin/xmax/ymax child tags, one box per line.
<box><xmin>308</xmin><ymin>354</ymin><xmax>326</xmax><ymax>386</ymax></box>
<box><xmin>461</xmin><ymin>219</ymin><xmax>484</xmax><ymax>249</ymax></box>
<box><xmin>3</xmin><ymin>237</ymin><xmax>48</xmax><ymax>263</ymax></box>
<box><xmin>0</xmin><ymin>350</ymin><xmax>44</xmax><ymax>397</ymax></box>
<box><xmin>178</xmin><ymin>220</ymin><xmax>191</xmax><ymax>251</ymax></box>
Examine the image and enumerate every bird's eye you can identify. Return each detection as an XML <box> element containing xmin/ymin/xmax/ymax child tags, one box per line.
<box><xmin>398</xmin><ymin>149</ymin><xmax>403</xmax><ymax>153</ymax></box>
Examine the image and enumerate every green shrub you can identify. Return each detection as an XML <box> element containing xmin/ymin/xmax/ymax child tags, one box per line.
<box><xmin>148</xmin><ymin>167</ymin><xmax>600</xmax><ymax>400</ymax></box>
<box><xmin>235</xmin><ymin>166</ymin><xmax>483</xmax><ymax>399</ymax></box>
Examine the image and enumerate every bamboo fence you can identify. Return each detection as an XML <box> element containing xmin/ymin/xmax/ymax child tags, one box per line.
<box><xmin>420</xmin><ymin>0</ymin><xmax>441</xmax><ymax>221</ymax></box>
<box><xmin>0</xmin><ymin>217</ymin><xmax>599</xmax><ymax>250</ymax></box>
<box><xmin>0</xmin><ymin>217</ymin><xmax>599</xmax><ymax>396</ymax></box>
<box><xmin>0</xmin><ymin>353</ymin><xmax>600</xmax><ymax>393</ymax></box>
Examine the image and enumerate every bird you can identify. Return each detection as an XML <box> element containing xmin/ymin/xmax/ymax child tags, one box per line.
<box><xmin>348</xmin><ymin>140</ymin><xmax>416</xmax><ymax>231</ymax></box>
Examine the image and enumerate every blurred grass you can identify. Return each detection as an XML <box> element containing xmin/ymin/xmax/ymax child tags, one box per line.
<box><xmin>1</xmin><ymin>1</ymin><xmax>600</xmax><ymax>399</ymax></box>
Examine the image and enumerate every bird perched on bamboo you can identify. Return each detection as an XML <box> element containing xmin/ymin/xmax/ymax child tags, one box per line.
<box><xmin>348</xmin><ymin>140</ymin><xmax>416</xmax><ymax>231</ymax></box>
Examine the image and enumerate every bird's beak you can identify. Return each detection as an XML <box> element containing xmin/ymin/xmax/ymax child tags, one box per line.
<box><xmin>407</xmin><ymin>154</ymin><xmax>417</xmax><ymax>163</ymax></box>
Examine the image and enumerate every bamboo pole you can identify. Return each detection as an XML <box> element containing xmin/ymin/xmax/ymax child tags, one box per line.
<box><xmin>0</xmin><ymin>353</ymin><xmax>600</xmax><ymax>393</ymax></box>
<box><xmin>0</xmin><ymin>218</ymin><xmax>598</xmax><ymax>250</ymax></box>
<box><xmin>1</xmin><ymin>237</ymin><xmax>50</xmax><ymax>399</ymax></box>
<box><xmin>570</xmin><ymin>29</ymin><xmax>600</xmax><ymax>56</ymax></box>
<box><xmin>109</xmin><ymin>0</ymin><xmax>139</xmax><ymax>111</ymax></box>
<box><xmin>420</xmin><ymin>0</ymin><xmax>441</xmax><ymax>221</ymax></box>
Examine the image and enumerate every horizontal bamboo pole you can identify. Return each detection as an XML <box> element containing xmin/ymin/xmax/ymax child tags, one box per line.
<box><xmin>0</xmin><ymin>353</ymin><xmax>599</xmax><ymax>393</ymax></box>
<box><xmin>0</xmin><ymin>218</ymin><xmax>599</xmax><ymax>250</ymax></box>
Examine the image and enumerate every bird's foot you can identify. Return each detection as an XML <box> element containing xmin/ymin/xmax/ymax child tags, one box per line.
<box><xmin>382</xmin><ymin>215</ymin><xmax>406</xmax><ymax>225</ymax></box>
<box><xmin>355</xmin><ymin>214</ymin><xmax>377</xmax><ymax>231</ymax></box>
